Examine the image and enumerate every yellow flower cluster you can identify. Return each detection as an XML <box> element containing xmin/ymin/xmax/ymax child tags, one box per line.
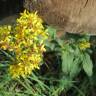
<box><xmin>0</xmin><ymin>10</ymin><xmax>48</xmax><ymax>78</ymax></box>
<box><xmin>0</xmin><ymin>25</ymin><xmax>11</xmax><ymax>50</ymax></box>
<box><xmin>79</xmin><ymin>40</ymin><xmax>90</xmax><ymax>50</ymax></box>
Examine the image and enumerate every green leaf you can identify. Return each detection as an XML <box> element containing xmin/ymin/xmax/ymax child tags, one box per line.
<box><xmin>62</xmin><ymin>50</ymin><xmax>81</xmax><ymax>78</ymax></box>
<box><xmin>62</xmin><ymin>51</ymin><xmax>74</xmax><ymax>75</ymax></box>
<box><xmin>46</xmin><ymin>26</ymin><xmax>57</xmax><ymax>39</ymax></box>
<box><xmin>59</xmin><ymin>76</ymin><xmax>73</xmax><ymax>91</ymax></box>
<box><xmin>56</xmin><ymin>38</ymin><xmax>64</xmax><ymax>47</ymax></box>
<box><xmin>82</xmin><ymin>53</ymin><xmax>93</xmax><ymax>77</ymax></box>
<box><xmin>70</xmin><ymin>58</ymin><xmax>81</xmax><ymax>78</ymax></box>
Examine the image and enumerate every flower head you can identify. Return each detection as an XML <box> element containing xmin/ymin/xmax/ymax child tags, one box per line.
<box><xmin>79</xmin><ymin>41</ymin><xmax>90</xmax><ymax>50</ymax></box>
<box><xmin>0</xmin><ymin>10</ymin><xmax>48</xmax><ymax>78</ymax></box>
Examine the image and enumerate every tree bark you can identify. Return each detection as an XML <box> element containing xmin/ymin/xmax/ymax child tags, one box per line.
<box><xmin>24</xmin><ymin>0</ymin><xmax>96</xmax><ymax>34</ymax></box>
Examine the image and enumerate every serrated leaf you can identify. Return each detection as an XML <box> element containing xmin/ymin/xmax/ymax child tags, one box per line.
<box><xmin>82</xmin><ymin>53</ymin><xmax>93</xmax><ymax>77</ymax></box>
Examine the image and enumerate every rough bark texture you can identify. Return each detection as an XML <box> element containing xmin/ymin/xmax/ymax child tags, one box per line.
<box><xmin>24</xmin><ymin>0</ymin><xmax>96</xmax><ymax>34</ymax></box>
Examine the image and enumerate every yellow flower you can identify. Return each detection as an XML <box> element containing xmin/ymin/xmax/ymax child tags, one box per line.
<box><xmin>9</xmin><ymin>54</ymin><xmax>42</xmax><ymax>78</ymax></box>
<box><xmin>0</xmin><ymin>10</ymin><xmax>49</xmax><ymax>78</ymax></box>
<box><xmin>40</xmin><ymin>44</ymin><xmax>46</xmax><ymax>52</ymax></box>
<box><xmin>6</xmin><ymin>10</ymin><xmax>48</xmax><ymax>78</ymax></box>
<box><xmin>79</xmin><ymin>41</ymin><xmax>90</xmax><ymax>50</ymax></box>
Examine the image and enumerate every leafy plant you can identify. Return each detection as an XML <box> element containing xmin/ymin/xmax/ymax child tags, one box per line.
<box><xmin>0</xmin><ymin>10</ymin><xmax>95</xmax><ymax>96</ymax></box>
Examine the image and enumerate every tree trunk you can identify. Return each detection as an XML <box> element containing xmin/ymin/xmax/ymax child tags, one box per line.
<box><xmin>24</xmin><ymin>0</ymin><xmax>96</xmax><ymax>34</ymax></box>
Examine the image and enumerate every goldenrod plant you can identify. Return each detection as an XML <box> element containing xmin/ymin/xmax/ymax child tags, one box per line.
<box><xmin>0</xmin><ymin>10</ymin><xmax>48</xmax><ymax>78</ymax></box>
